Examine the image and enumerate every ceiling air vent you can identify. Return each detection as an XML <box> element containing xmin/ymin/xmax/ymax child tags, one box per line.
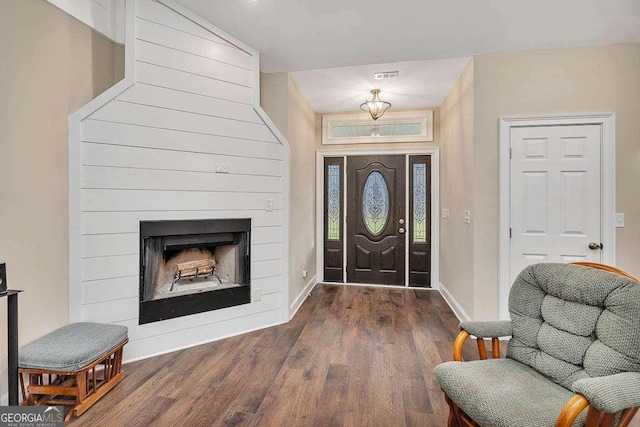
<box><xmin>374</xmin><ymin>71</ymin><xmax>399</xmax><ymax>80</ymax></box>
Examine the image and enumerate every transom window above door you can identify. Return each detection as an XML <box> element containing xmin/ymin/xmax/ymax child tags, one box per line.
<box><xmin>322</xmin><ymin>110</ymin><xmax>434</xmax><ymax>145</ymax></box>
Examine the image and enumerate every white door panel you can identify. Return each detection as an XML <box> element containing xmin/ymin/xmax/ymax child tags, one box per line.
<box><xmin>510</xmin><ymin>124</ymin><xmax>601</xmax><ymax>283</ymax></box>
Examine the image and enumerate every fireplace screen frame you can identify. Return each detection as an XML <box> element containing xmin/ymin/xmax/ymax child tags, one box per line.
<box><xmin>139</xmin><ymin>218</ymin><xmax>251</xmax><ymax>325</ymax></box>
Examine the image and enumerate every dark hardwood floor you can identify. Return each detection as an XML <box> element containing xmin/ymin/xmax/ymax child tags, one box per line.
<box><xmin>70</xmin><ymin>284</ymin><xmax>640</xmax><ymax>427</ymax></box>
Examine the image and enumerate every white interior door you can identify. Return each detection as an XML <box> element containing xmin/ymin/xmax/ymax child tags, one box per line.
<box><xmin>509</xmin><ymin>124</ymin><xmax>602</xmax><ymax>283</ymax></box>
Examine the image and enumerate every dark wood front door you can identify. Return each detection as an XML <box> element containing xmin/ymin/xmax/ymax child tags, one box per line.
<box><xmin>347</xmin><ymin>155</ymin><xmax>405</xmax><ymax>285</ymax></box>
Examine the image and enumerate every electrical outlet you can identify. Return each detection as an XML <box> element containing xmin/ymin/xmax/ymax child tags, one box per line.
<box><xmin>252</xmin><ymin>288</ymin><xmax>261</xmax><ymax>302</ymax></box>
<box><xmin>442</xmin><ymin>208</ymin><xmax>450</xmax><ymax>219</ymax></box>
<box><xmin>464</xmin><ymin>210</ymin><xmax>471</xmax><ymax>225</ymax></box>
<box><xmin>266</xmin><ymin>199</ymin><xmax>274</xmax><ymax>212</ymax></box>
<box><xmin>215</xmin><ymin>163</ymin><xmax>229</xmax><ymax>173</ymax></box>
<box><xmin>615</xmin><ymin>213</ymin><xmax>625</xmax><ymax>228</ymax></box>
<box><xmin>302</xmin><ymin>265</ymin><xmax>307</xmax><ymax>279</ymax></box>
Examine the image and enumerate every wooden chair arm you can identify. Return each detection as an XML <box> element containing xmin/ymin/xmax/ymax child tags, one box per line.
<box><xmin>453</xmin><ymin>330</ymin><xmax>504</xmax><ymax>362</ymax></box>
<box><xmin>555</xmin><ymin>394</ymin><xmax>639</xmax><ymax>427</ymax></box>
<box><xmin>453</xmin><ymin>330</ymin><xmax>470</xmax><ymax>361</ymax></box>
<box><xmin>556</xmin><ymin>394</ymin><xmax>590</xmax><ymax>427</ymax></box>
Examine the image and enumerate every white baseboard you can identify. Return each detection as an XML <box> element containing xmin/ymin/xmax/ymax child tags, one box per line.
<box><xmin>438</xmin><ymin>282</ymin><xmax>471</xmax><ymax>322</ymax></box>
<box><xmin>289</xmin><ymin>275</ymin><xmax>317</xmax><ymax>320</ymax></box>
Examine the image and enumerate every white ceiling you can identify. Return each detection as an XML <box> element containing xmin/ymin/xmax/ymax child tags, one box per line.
<box><xmin>175</xmin><ymin>0</ymin><xmax>640</xmax><ymax>73</ymax></box>
<box><xmin>290</xmin><ymin>58</ymin><xmax>471</xmax><ymax>113</ymax></box>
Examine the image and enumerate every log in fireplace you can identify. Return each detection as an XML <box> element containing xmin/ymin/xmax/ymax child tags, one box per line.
<box><xmin>139</xmin><ymin>219</ymin><xmax>251</xmax><ymax>324</ymax></box>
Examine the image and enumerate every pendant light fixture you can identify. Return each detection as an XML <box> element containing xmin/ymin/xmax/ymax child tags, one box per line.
<box><xmin>360</xmin><ymin>89</ymin><xmax>391</xmax><ymax>120</ymax></box>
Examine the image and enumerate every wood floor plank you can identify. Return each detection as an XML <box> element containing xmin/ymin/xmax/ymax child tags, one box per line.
<box><xmin>69</xmin><ymin>283</ymin><xmax>640</xmax><ymax>427</ymax></box>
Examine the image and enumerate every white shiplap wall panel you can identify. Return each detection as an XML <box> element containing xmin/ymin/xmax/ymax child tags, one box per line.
<box><xmin>136</xmin><ymin>40</ymin><xmax>252</xmax><ymax>87</ymax></box>
<box><xmin>115</xmin><ymin>84</ymin><xmax>261</xmax><ymax>123</ymax></box>
<box><xmin>135</xmin><ymin>0</ymin><xmax>234</xmax><ymax>47</ymax></box>
<box><xmin>81</xmin><ymin>210</ymin><xmax>283</xmax><ymax>235</ymax></box>
<box><xmin>82</xmin><ymin>254</ymin><xmax>138</xmax><ymax>282</ymax></box>
<box><xmin>135</xmin><ymin>18</ymin><xmax>251</xmax><ymax>70</ymax></box>
<box><xmin>251</xmin><ymin>276</ymin><xmax>283</xmax><ymax>295</ymax></box>
<box><xmin>252</xmin><ymin>226</ymin><xmax>283</xmax><ymax>244</ymax></box>
<box><xmin>82</xmin><ymin>276</ymin><xmax>139</xmax><ymax>305</ymax></box>
<box><xmin>82</xmin><ymin>189</ymin><xmax>282</xmax><ymax>212</ymax></box>
<box><xmin>82</xmin><ymin>233</ymin><xmax>139</xmax><ymax>258</ymax></box>
<box><xmin>82</xmin><ymin>166</ymin><xmax>282</xmax><ymax>193</ymax></box>
<box><xmin>251</xmin><ymin>243</ymin><xmax>283</xmax><ymax>262</ymax></box>
<box><xmin>82</xmin><ymin>297</ymin><xmax>139</xmax><ymax>324</ymax></box>
<box><xmin>81</xmin><ymin>143</ymin><xmax>281</xmax><ymax>176</ymax></box>
<box><xmin>135</xmin><ymin>62</ymin><xmax>252</xmax><ymax>104</ymax></box>
<box><xmin>90</xmin><ymin>101</ymin><xmax>276</xmax><ymax>141</ymax></box>
<box><xmin>82</xmin><ymin>119</ymin><xmax>281</xmax><ymax>158</ymax></box>
<box><xmin>75</xmin><ymin>0</ymin><xmax>287</xmax><ymax>362</ymax></box>
<box><xmin>251</xmin><ymin>259</ymin><xmax>282</xmax><ymax>280</ymax></box>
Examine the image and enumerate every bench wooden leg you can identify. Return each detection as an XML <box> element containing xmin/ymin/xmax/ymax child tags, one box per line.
<box><xmin>20</xmin><ymin>340</ymin><xmax>127</xmax><ymax>420</ymax></box>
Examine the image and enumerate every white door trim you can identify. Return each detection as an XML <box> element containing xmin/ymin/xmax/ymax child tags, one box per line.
<box><xmin>315</xmin><ymin>147</ymin><xmax>440</xmax><ymax>289</ymax></box>
<box><xmin>498</xmin><ymin>113</ymin><xmax>616</xmax><ymax>320</ymax></box>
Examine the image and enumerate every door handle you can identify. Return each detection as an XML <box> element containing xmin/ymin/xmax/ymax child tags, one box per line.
<box><xmin>588</xmin><ymin>242</ymin><xmax>603</xmax><ymax>250</ymax></box>
<box><xmin>399</xmin><ymin>219</ymin><xmax>405</xmax><ymax>225</ymax></box>
<box><xmin>398</xmin><ymin>228</ymin><xmax>405</xmax><ymax>234</ymax></box>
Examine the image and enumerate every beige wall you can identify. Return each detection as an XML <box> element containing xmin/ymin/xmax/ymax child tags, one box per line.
<box><xmin>0</xmin><ymin>0</ymin><xmax>122</xmax><ymax>395</ymax></box>
<box><xmin>261</xmin><ymin>72</ymin><xmax>318</xmax><ymax>306</ymax></box>
<box><xmin>471</xmin><ymin>43</ymin><xmax>640</xmax><ymax>320</ymax></box>
<box><xmin>439</xmin><ymin>60</ymin><xmax>476</xmax><ymax>317</ymax></box>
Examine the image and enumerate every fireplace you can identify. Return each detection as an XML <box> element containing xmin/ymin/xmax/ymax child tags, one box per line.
<box><xmin>139</xmin><ymin>219</ymin><xmax>251</xmax><ymax>324</ymax></box>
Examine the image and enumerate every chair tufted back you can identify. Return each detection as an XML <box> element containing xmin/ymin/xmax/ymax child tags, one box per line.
<box><xmin>507</xmin><ymin>263</ymin><xmax>640</xmax><ymax>390</ymax></box>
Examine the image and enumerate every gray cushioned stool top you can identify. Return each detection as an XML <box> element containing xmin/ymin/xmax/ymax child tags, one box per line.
<box><xmin>19</xmin><ymin>322</ymin><xmax>128</xmax><ymax>372</ymax></box>
<box><xmin>434</xmin><ymin>358</ymin><xmax>586</xmax><ymax>427</ymax></box>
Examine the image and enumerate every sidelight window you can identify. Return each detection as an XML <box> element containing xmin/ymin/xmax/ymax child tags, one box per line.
<box><xmin>412</xmin><ymin>163</ymin><xmax>427</xmax><ymax>243</ymax></box>
<box><xmin>327</xmin><ymin>164</ymin><xmax>341</xmax><ymax>240</ymax></box>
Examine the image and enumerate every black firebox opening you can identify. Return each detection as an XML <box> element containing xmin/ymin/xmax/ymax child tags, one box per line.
<box><xmin>139</xmin><ymin>219</ymin><xmax>251</xmax><ymax>325</ymax></box>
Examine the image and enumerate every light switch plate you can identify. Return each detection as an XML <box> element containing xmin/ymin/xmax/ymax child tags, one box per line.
<box><xmin>615</xmin><ymin>213</ymin><xmax>625</xmax><ymax>228</ymax></box>
<box><xmin>266</xmin><ymin>199</ymin><xmax>274</xmax><ymax>212</ymax></box>
<box><xmin>252</xmin><ymin>288</ymin><xmax>261</xmax><ymax>302</ymax></box>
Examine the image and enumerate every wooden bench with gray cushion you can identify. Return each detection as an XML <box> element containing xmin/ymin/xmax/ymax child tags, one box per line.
<box><xmin>19</xmin><ymin>322</ymin><xmax>128</xmax><ymax>420</ymax></box>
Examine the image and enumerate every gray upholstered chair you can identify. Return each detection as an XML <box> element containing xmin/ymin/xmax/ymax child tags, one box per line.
<box><xmin>434</xmin><ymin>263</ymin><xmax>640</xmax><ymax>427</ymax></box>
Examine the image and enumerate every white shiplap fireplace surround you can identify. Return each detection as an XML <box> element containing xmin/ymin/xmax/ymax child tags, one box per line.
<box><xmin>69</xmin><ymin>0</ymin><xmax>290</xmax><ymax>362</ymax></box>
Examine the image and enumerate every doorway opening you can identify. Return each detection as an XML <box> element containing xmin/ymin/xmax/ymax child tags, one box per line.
<box><xmin>316</xmin><ymin>149</ymin><xmax>439</xmax><ymax>288</ymax></box>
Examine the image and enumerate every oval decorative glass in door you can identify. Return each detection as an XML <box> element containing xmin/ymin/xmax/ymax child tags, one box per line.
<box><xmin>362</xmin><ymin>171</ymin><xmax>390</xmax><ymax>235</ymax></box>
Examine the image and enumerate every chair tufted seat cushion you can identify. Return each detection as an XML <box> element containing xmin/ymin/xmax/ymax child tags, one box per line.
<box><xmin>19</xmin><ymin>322</ymin><xmax>128</xmax><ymax>372</ymax></box>
<box><xmin>434</xmin><ymin>358</ymin><xmax>585</xmax><ymax>427</ymax></box>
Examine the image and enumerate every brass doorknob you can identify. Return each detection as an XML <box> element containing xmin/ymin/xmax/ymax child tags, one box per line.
<box><xmin>399</xmin><ymin>228</ymin><xmax>405</xmax><ymax>234</ymax></box>
<box><xmin>588</xmin><ymin>242</ymin><xmax>603</xmax><ymax>250</ymax></box>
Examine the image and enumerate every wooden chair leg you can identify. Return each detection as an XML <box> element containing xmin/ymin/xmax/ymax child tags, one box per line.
<box><xmin>618</xmin><ymin>408</ymin><xmax>640</xmax><ymax>427</ymax></box>
<box><xmin>444</xmin><ymin>394</ymin><xmax>461</xmax><ymax>427</ymax></box>
<box><xmin>19</xmin><ymin>373</ymin><xmax>26</xmax><ymax>403</ymax></box>
<box><xmin>476</xmin><ymin>339</ymin><xmax>487</xmax><ymax>360</ymax></box>
<box><xmin>492</xmin><ymin>338</ymin><xmax>500</xmax><ymax>358</ymax></box>
<box><xmin>76</xmin><ymin>371</ymin><xmax>87</xmax><ymax>404</ymax></box>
